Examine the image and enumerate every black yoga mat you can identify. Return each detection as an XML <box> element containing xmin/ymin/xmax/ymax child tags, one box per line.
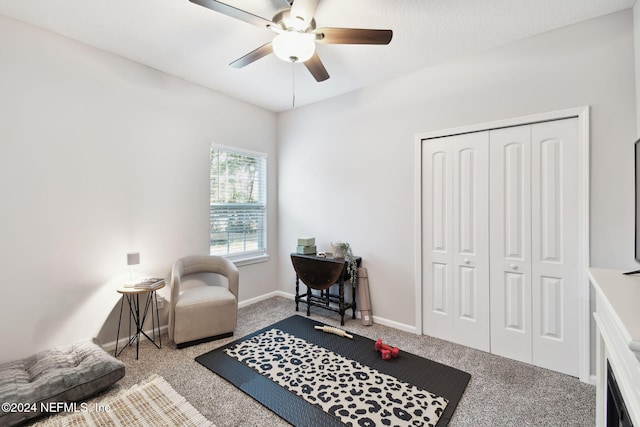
<box><xmin>196</xmin><ymin>315</ymin><xmax>470</xmax><ymax>427</ymax></box>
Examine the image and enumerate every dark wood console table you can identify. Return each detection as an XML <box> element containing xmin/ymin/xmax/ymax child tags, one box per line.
<box><xmin>290</xmin><ymin>253</ymin><xmax>362</xmax><ymax>325</ymax></box>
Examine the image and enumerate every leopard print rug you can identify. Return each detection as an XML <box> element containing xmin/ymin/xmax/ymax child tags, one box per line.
<box><xmin>224</xmin><ymin>328</ymin><xmax>448</xmax><ymax>427</ymax></box>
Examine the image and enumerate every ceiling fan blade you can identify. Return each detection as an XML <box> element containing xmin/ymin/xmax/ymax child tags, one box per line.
<box><xmin>303</xmin><ymin>52</ymin><xmax>329</xmax><ymax>82</ymax></box>
<box><xmin>189</xmin><ymin>0</ymin><xmax>273</xmax><ymax>29</ymax></box>
<box><xmin>314</xmin><ymin>28</ymin><xmax>393</xmax><ymax>45</ymax></box>
<box><xmin>229</xmin><ymin>43</ymin><xmax>273</xmax><ymax>68</ymax></box>
<box><xmin>290</xmin><ymin>0</ymin><xmax>319</xmax><ymax>26</ymax></box>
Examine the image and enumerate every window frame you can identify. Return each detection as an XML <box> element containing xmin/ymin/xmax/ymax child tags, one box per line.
<box><xmin>209</xmin><ymin>144</ymin><xmax>269</xmax><ymax>266</ymax></box>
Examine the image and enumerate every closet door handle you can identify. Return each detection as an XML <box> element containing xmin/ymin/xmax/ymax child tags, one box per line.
<box><xmin>464</xmin><ymin>258</ymin><xmax>471</xmax><ymax>265</ymax></box>
<box><xmin>510</xmin><ymin>263</ymin><xmax>518</xmax><ymax>270</ymax></box>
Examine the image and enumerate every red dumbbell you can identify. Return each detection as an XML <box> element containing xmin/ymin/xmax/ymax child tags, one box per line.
<box><xmin>375</xmin><ymin>339</ymin><xmax>400</xmax><ymax>360</ymax></box>
<box><xmin>379</xmin><ymin>349</ymin><xmax>391</xmax><ymax>360</ymax></box>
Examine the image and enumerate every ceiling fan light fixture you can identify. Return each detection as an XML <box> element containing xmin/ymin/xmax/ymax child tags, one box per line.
<box><xmin>272</xmin><ymin>31</ymin><xmax>315</xmax><ymax>63</ymax></box>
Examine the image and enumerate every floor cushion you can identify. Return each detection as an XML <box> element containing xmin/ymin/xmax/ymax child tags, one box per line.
<box><xmin>0</xmin><ymin>339</ymin><xmax>125</xmax><ymax>426</ymax></box>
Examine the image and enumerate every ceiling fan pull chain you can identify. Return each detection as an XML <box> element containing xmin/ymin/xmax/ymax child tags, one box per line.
<box><xmin>292</xmin><ymin>61</ymin><xmax>296</xmax><ymax>108</ymax></box>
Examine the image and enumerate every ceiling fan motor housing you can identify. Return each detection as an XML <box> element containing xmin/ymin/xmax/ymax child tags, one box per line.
<box><xmin>271</xmin><ymin>8</ymin><xmax>316</xmax><ymax>32</ymax></box>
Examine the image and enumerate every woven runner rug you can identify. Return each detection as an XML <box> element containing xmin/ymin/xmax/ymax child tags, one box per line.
<box><xmin>196</xmin><ymin>315</ymin><xmax>470</xmax><ymax>427</ymax></box>
<box><xmin>34</xmin><ymin>375</ymin><xmax>214</xmax><ymax>427</ymax></box>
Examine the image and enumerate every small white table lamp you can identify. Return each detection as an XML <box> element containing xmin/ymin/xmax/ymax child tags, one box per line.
<box><xmin>127</xmin><ymin>252</ymin><xmax>140</xmax><ymax>282</ymax></box>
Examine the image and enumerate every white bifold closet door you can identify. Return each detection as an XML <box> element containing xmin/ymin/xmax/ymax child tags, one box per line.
<box><xmin>422</xmin><ymin>131</ymin><xmax>490</xmax><ymax>352</ymax></box>
<box><xmin>422</xmin><ymin>118</ymin><xmax>579</xmax><ymax>377</ymax></box>
<box><xmin>489</xmin><ymin>119</ymin><xmax>579</xmax><ymax>376</ymax></box>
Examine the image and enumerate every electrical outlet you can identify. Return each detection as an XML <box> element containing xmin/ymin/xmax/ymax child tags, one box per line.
<box><xmin>156</xmin><ymin>296</ymin><xmax>165</xmax><ymax>309</ymax></box>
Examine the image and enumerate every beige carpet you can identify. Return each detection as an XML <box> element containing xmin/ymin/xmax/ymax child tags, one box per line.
<box><xmin>102</xmin><ymin>296</ymin><xmax>595</xmax><ymax>426</ymax></box>
<box><xmin>34</xmin><ymin>375</ymin><xmax>214</xmax><ymax>427</ymax></box>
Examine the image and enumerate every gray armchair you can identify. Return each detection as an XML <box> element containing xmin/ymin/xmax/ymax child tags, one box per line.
<box><xmin>168</xmin><ymin>255</ymin><xmax>239</xmax><ymax>348</ymax></box>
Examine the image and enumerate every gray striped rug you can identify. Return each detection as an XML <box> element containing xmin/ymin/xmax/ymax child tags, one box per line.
<box><xmin>34</xmin><ymin>375</ymin><xmax>213</xmax><ymax>427</ymax></box>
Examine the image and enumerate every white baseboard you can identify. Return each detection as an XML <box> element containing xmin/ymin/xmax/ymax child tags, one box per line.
<box><xmin>267</xmin><ymin>291</ymin><xmax>417</xmax><ymax>333</ymax></box>
<box><xmin>238</xmin><ymin>290</ymin><xmax>294</xmax><ymax>308</ymax></box>
<box><xmin>101</xmin><ymin>291</ymin><xmax>414</xmax><ymax>352</ymax></box>
<box><xmin>370</xmin><ymin>315</ymin><xmax>417</xmax><ymax>334</ymax></box>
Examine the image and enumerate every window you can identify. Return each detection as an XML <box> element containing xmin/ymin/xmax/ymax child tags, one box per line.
<box><xmin>210</xmin><ymin>146</ymin><xmax>267</xmax><ymax>261</ymax></box>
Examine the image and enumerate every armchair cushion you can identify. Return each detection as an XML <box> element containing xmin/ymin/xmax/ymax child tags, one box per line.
<box><xmin>175</xmin><ymin>285</ymin><xmax>236</xmax><ymax>308</ymax></box>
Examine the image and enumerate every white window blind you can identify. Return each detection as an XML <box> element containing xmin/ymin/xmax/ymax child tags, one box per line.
<box><xmin>210</xmin><ymin>146</ymin><xmax>267</xmax><ymax>259</ymax></box>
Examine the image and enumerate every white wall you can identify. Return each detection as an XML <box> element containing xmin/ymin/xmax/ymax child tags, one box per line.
<box><xmin>277</xmin><ymin>10</ymin><xmax>637</xmax><ymax>329</ymax></box>
<box><xmin>0</xmin><ymin>15</ymin><xmax>277</xmax><ymax>362</ymax></box>
<box><xmin>1</xmin><ymin>8</ymin><xmax>636</xmax><ymax>364</ymax></box>
<box><xmin>635</xmin><ymin>2</ymin><xmax>640</xmax><ymax>137</ymax></box>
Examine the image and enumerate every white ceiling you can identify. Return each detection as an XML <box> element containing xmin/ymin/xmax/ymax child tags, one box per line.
<box><xmin>0</xmin><ymin>0</ymin><xmax>635</xmax><ymax>112</ymax></box>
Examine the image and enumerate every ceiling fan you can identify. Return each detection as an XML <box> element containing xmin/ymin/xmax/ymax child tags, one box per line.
<box><xmin>188</xmin><ymin>0</ymin><xmax>393</xmax><ymax>82</ymax></box>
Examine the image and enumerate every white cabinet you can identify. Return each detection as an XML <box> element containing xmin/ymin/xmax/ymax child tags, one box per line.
<box><xmin>590</xmin><ymin>268</ymin><xmax>640</xmax><ymax>426</ymax></box>
<box><xmin>422</xmin><ymin>118</ymin><xmax>580</xmax><ymax>376</ymax></box>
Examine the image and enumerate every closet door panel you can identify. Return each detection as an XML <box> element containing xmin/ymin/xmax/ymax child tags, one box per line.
<box><xmin>431</xmin><ymin>262</ymin><xmax>449</xmax><ymax>314</ymax></box>
<box><xmin>422</xmin><ymin>139</ymin><xmax>454</xmax><ymax>339</ymax></box>
<box><xmin>490</xmin><ymin>125</ymin><xmax>532</xmax><ymax>363</ymax></box>
<box><xmin>504</xmin><ymin>271</ymin><xmax>526</xmax><ymax>331</ymax></box>
<box><xmin>422</xmin><ymin>132</ymin><xmax>490</xmax><ymax>351</ymax></box>
<box><xmin>452</xmin><ymin>133</ymin><xmax>490</xmax><ymax>351</ymax></box>
<box><xmin>531</xmin><ymin>118</ymin><xmax>579</xmax><ymax>376</ymax></box>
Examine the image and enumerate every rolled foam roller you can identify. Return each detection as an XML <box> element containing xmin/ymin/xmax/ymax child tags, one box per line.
<box><xmin>314</xmin><ymin>325</ymin><xmax>353</xmax><ymax>339</ymax></box>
